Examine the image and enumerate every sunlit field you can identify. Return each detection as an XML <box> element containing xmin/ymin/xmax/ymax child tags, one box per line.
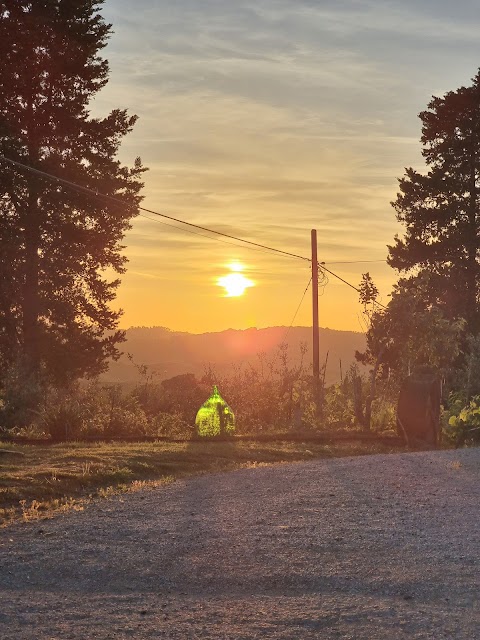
<box><xmin>0</xmin><ymin>439</ymin><xmax>407</xmax><ymax>526</ymax></box>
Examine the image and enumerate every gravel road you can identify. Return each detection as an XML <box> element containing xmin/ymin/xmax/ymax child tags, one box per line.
<box><xmin>1</xmin><ymin>448</ymin><xmax>480</xmax><ymax>639</ymax></box>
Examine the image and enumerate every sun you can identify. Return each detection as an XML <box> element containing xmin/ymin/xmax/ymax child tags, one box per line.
<box><xmin>217</xmin><ymin>263</ymin><xmax>254</xmax><ymax>297</ymax></box>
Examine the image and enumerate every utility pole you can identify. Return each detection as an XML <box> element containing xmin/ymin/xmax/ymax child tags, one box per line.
<box><xmin>311</xmin><ymin>229</ymin><xmax>319</xmax><ymax>386</ymax></box>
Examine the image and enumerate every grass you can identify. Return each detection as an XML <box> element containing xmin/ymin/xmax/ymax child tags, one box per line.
<box><xmin>0</xmin><ymin>438</ymin><xmax>406</xmax><ymax>526</ymax></box>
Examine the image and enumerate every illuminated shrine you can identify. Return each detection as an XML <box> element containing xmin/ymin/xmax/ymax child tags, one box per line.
<box><xmin>195</xmin><ymin>385</ymin><xmax>235</xmax><ymax>437</ymax></box>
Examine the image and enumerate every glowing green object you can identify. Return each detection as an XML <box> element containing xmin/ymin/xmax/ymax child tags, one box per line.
<box><xmin>195</xmin><ymin>385</ymin><xmax>235</xmax><ymax>437</ymax></box>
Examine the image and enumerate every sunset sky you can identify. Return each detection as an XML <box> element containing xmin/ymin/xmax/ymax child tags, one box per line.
<box><xmin>94</xmin><ymin>0</ymin><xmax>480</xmax><ymax>334</ymax></box>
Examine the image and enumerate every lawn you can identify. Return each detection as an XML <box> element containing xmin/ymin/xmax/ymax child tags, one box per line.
<box><xmin>0</xmin><ymin>438</ymin><xmax>406</xmax><ymax>526</ymax></box>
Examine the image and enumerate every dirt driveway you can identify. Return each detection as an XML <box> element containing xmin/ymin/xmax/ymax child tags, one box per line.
<box><xmin>1</xmin><ymin>448</ymin><xmax>479</xmax><ymax>639</ymax></box>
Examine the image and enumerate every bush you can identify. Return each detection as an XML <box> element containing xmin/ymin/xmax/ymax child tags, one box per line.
<box><xmin>36</xmin><ymin>383</ymin><xmax>149</xmax><ymax>440</ymax></box>
<box><xmin>39</xmin><ymin>391</ymin><xmax>86</xmax><ymax>441</ymax></box>
<box><xmin>323</xmin><ymin>383</ymin><xmax>356</xmax><ymax>429</ymax></box>
<box><xmin>1</xmin><ymin>342</ymin><xmax>401</xmax><ymax>440</ymax></box>
<box><xmin>0</xmin><ymin>362</ymin><xmax>45</xmax><ymax>429</ymax></box>
<box><xmin>144</xmin><ymin>412</ymin><xmax>194</xmax><ymax>439</ymax></box>
<box><xmin>370</xmin><ymin>397</ymin><xmax>396</xmax><ymax>431</ymax></box>
<box><xmin>33</xmin><ymin>380</ymin><xmax>203</xmax><ymax>441</ymax></box>
<box><xmin>445</xmin><ymin>393</ymin><xmax>480</xmax><ymax>446</ymax></box>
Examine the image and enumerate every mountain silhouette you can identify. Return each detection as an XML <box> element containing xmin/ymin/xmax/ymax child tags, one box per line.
<box><xmin>104</xmin><ymin>326</ymin><xmax>366</xmax><ymax>386</ymax></box>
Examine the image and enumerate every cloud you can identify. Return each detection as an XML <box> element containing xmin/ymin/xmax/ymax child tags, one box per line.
<box><xmin>97</xmin><ymin>0</ymin><xmax>480</xmax><ymax>331</ymax></box>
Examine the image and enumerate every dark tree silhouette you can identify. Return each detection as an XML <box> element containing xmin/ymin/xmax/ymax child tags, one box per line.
<box><xmin>389</xmin><ymin>70</ymin><xmax>480</xmax><ymax>333</ymax></box>
<box><xmin>0</xmin><ymin>1</ymin><xmax>146</xmax><ymax>387</ymax></box>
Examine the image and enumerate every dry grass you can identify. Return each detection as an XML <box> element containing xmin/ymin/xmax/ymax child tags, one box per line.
<box><xmin>0</xmin><ymin>438</ymin><xmax>405</xmax><ymax>526</ymax></box>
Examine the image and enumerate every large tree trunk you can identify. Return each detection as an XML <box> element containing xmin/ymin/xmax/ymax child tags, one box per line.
<box><xmin>466</xmin><ymin>136</ymin><xmax>479</xmax><ymax>333</ymax></box>
<box><xmin>22</xmin><ymin>177</ymin><xmax>41</xmax><ymax>381</ymax></box>
<box><xmin>21</xmin><ymin>87</ymin><xmax>42</xmax><ymax>381</ymax></box>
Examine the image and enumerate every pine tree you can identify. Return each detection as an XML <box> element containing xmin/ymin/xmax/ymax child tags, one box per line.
<box><xmin>389</xmin><ymin>70</ymin><xmax>480</xmax><ymax>333</ymax></box>
<box><xmin>0</xmin><ymin>1</ymin><xmax>146</xmax><ymax>387</ymax></box>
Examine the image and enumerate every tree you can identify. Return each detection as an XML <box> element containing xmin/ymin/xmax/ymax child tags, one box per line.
<box><xmin>389</xmin><ymin>70</ymin><xmax>480</xmax><ymax>333</ymax></box>
<box><xmin>355</xmin><ymin>273</ymin><xmax>464</xmax><ymax>429</ymax></box>
<box><xmin>0</xmin><ymin>1</ymin><xmax>146</xmax><ymax>389</ymax></box>
<box><xmin>358</xmin><ymin>272</ymin><xmax>379</xmax><ymax>316</ymax></box>
<box><xmin>160</xmin><ymin>373</ymin><xmax>207</xmax><ymax>424</ymax></box>
<box><xmin>355</xmin><ymin>273</ymin><xmax>382</xmax><ymax>429</ymax></box>
<box><xmin>357</xmin><ymin>276</ymin><xmax>464</xmax><ymax>382</ymax></box>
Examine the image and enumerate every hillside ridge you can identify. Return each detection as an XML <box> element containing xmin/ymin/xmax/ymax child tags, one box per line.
<box><xmin>105</xmin><ymin>326</ymin><xmax>366</xmax><ymax>386</ymax></box>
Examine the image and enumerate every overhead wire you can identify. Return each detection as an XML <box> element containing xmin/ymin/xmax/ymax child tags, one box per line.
<box><xmin>0</xmin><ymin>155</ymin><xmax>310</xmax><ymax>263</ymax></box>
<box><xmin>281</xmin><ymin>275</ymin><xmax>312</xmax><ymax>344</ymax></box>
<box><xmin>322</xmin><ymin>259</ymin><xmax>387</xmax><ymax>265</ymax></box>
<box><xmin>136</xmin><ymin>211</ymin><xmax>302</xmax><ymax>259</ymax></box>
<box><xmin>318</xmin><ymin>267</ymin><xmax>329</xmax><ymax>297</ymax></box>
<box><xmin>0</xmin><ymin>154</ymin><xmax>389</xmax><ymax>310</ymax></box>
<box><xmin>318</xmin><ymin>262</ymin><xmax>388</xmax><ymax>311</ymax></box>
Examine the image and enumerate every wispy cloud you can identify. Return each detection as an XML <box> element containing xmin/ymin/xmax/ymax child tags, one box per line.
<box><xmin>98</xmin><ymin>0</ymin><xmax>480</xmax><ymax>332</ymax></box>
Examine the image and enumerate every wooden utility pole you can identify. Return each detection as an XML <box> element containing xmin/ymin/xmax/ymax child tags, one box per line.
<box><xmin>311</xmin><ymin>229</ymin><xmax>319</xmax><ymax>383</ymax></box>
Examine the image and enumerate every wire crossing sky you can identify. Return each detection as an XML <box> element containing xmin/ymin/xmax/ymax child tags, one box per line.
<box><xmin>11</xmin><ymin>0</ymin><xmax>480</xmax><ymax>333</ymax></box>
<box><xmin>0</xmin><ymin>156</ymin><xmax>309</xmax><ymax>262</ymax></box>
<box><xmin>1</xmin><ymin>155</ymin><xmax>388</xmax><ymax>318</ymax></box>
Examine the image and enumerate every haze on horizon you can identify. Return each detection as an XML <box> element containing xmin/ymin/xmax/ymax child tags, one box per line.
<box><xmin>94</xmin><ymin>0</ymin><xmax>480</xmax><ymax>334</ymax></box>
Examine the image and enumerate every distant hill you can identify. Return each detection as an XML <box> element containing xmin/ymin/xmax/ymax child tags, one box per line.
<box><xmin>104</xmin><ymin>326</ymin><xmax>366</xmax><ymax>387</ymax></box>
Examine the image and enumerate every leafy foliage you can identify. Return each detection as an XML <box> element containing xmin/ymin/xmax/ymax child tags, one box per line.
<box><xmin>0</xmin><ymin>1</ymin><xmax>146</xmax><ymax>392</ymax></box>
<box><xmin>0</xmin><ymin>336</ymin><xmax>402</xmax><ymax>440</ymax></box>
<box><xmin>357</xmin><ymin>276</ymin><xmax>464</xmax><ymax>382</ymax></box>
<box><xmin>37</xmin><ymin>382</ymin><xmax>149</xmax><ymax>440</ymax></box>
<box><xmin>358</xmin><ymin>272</ymin><xmax>379</xmax><ymax>316</ymax></box>
<box><xmin>445</xmin><ymin>394</ymin><xmax>480</xmax><ymax>445</ymax></box>
<box><xmin>389</xmin><ymin>70</ymin><xmax>480</xmax><ymax>333</ymax></box>
<box><xmin>449</xmin><ymin>334</ymin><xmax>480</xmax><ymax>401</ymax></box>
<box><xmin>205</xmin><ymin>342</ymin><xmax>320</xmax><ymax>433</ymax></box>
<box><xmin>353</xmin><ymin>72</ymin><xmax>480</xmax><ymax>442</ymax></box>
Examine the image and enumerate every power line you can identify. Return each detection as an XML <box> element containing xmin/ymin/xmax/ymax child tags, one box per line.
<box><xmin>136</xmin><ymin>211</ymin><xmax>301</xmax><ymax>258</ymax></box>
<box><xmin>318</xmin><ymin>263</ymin><xmax>388</xmax><ymax>311</ymax></box>
<box><xmin>322</xmin><ymin>259</ymin><xmax>387</xmax><ymax>265</ymax></box>
<box><xmin>0</xmin><ymin>155</ymin><xmax>310</xmax><ymax>263</ymax></box>
<box><xmin>318</xmin><ymin>268</ymin><xmax>329</xmax><ymax>297</ymax></box>
<box><xmin>281</xmin><ymin>276</ymin><xmax>312</xmax><ymax>344</ymax></box>
<box><xmin>0</xmin><ymin>154</ymin><xmax>389</xmax><ymax>310</ymax></box>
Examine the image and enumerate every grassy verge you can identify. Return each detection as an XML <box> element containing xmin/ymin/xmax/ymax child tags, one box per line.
<box><xmin>0</xmin><ymin>438</ymin><xmax>406</xmax><ymax>526</ymax></box>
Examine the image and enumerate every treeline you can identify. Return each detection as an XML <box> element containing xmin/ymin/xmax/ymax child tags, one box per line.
<box><xmin>353</xmin><ymin>71</ymin><xmax>480</xmax><ymax>446</ymax></box>
<box><xmin>2</xmin><ymin>345</ymin><xmax>393</xmax><ymax>441</ymax></box>
<box><xmin>1</xmin><ymin>4</ymin><xmax>480</xmax><ymax>446</ymax></box>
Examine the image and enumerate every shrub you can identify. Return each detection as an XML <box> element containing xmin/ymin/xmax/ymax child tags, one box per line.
<box><xmin>39</xmin><ymin>391</ymin><xmax>86</xmax><ymax>441</ymax></box>
<box><xmin>445</xmin><ymin>394</ymin><xmax>480</xmax><ymax>446</ymax></box>
<box><xmin>323</xmin><ymin>383</ymin><xmax>356</xmax><ymax>429</ymax></box>
<box><xmin>36</xmin><ymin>383</ymin><xmax>149</xmax><ymax>440</ymax></box>
<box><xmin>370</xmin><ymin>397</ymin><xmax>396</xmax><ymax>431</ymax></box>
<box><xmin>144</xmin><ymin>412</ymin><xmax>194</xmax><ymax>439</ymax></box>
<box><xmin>0</xmin><ymin>361</ymin><xmax>45</xmax><ymax>429</ymax></box>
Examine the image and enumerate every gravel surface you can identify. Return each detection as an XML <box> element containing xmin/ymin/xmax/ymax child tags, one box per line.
<box><xmin>1</xmin><ymin>448</ymin><xmax>480</xmax><ymax>639</ymax></box>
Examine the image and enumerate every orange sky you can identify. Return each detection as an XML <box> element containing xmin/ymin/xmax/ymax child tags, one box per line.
<box><xmin>93</xmin><ymin>0</ymin><xmax>480</xmax><ymax>333</ymax></box>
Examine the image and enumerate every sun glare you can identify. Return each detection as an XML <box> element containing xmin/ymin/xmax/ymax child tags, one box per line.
<box><xmin>217</xmin><ymin>262</ymin><xmax>254</xmax><ymax>297</ymax></box>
